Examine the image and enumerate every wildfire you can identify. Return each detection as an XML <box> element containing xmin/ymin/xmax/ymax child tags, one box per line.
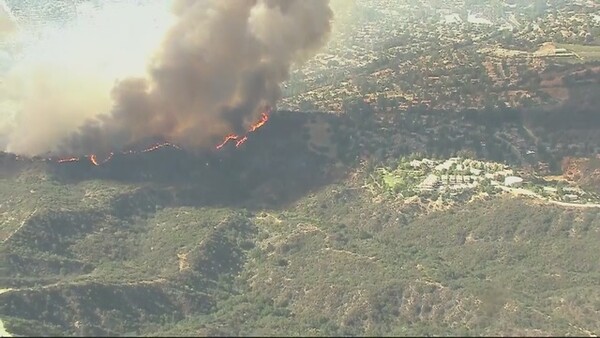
<box><xmin>89</xmin><ymin>154</ymin><xmax>99</xmax><ymax>166</ymax></box>
<box><xmin>216</xmin><ymin>134</ymin><xmax>239</xmax><ymax>150</ymax></box>
<box><xmin>56</xmin><ymin>143</ymin><xmax>180</xmax><ymax>166</ymax></box>
<box><xmin>54</xmin><ymin>108</ymin><xmax>269</xmax><ymax>166</ymax></box>
<box><xmin>88</xmin><ymin>152</ymin><xmax>114</xmax><ymax>166</ymax></box>
<box><xmin>215</xmin><ymin>107</ymin><xmax>271</xmax><ymax>150</ymax></box>
<box><xmin>248</xmin><ymin>112</ymin><xmax>269</xmax><ymax>132</ymax></box>
<box><xmin>235</xmin><ymin>136</ymin><xmax>248</xmax><ymax>148</ymax></box>
<box><xmin>57</xmin><ymin>157</ymin><xmax>80</xmax><ymax>163</ymax></box>
<box><xmin>104</xmin><ymin>152</ymin><xmax>114</xmax><ymax>162</ymax></box>
<box><xmin>142</xmin><ymin>142</ymin><xmax>182</xmax><ymax>153</ymax></box>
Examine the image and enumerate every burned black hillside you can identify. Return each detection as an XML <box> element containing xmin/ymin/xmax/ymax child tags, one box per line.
<box><xmin>2</xmin><ymin>111</ymin><xmax>355</xmax><ymax>210</ymax></box>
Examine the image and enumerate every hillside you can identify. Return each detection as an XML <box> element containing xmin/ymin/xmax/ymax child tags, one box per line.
<box><xmin>562</xmin><ymin>157</ymin><xmax>600</xmax><ymax>194</ymax></box>
<box><xmin>1</xmin><ymin>110</ymin><xmax>600</xmax><ymax>336</ymax></box>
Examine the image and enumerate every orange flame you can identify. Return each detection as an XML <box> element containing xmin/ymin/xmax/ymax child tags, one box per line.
<box><xmin>56</xmin><ymin>143</ymin><xmax>180</xmax><ymax>166</ymax></box>
<box><xmin>57</xmin><ymin>157</ymin><xmax>80</xmax><ymax>163</ymax></box>
<box><xmin>216</xmin><ymin>134</ymin><xmax>239</xmax><ymax>150</ymax></box>
<box><xmin>142</xmin><ymin>142</ymin><xmax>182</xmax><ymax>153</ymax></box>
<box><xmin>235</xmin><ymin>136</ymin><xmax>248</xmax><ymax>148</ymax></box>
<box><xmin>89</xmin><ymin>154</ymin><xmax>99</xmax><ymax>166</ymax></box>
<box><xmin>88</xmin><ymin>152</ymin><xmax>114</xmax><ymax>166</ymax></box>
<box><xmin>215</xmin><ymin>107</ymin><xmax>271</xmax><ymax>150</ymax></box>
<box><xmin>248</xmin><ymin>112</ymin><xmax>269</xmax><ymax>132</ymax></box>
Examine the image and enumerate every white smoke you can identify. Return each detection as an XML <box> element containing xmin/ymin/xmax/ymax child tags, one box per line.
<box><xmin>0</xmin><ymin>0</ymin><xmax>176</xmax><ymax>155</ymax></box>
<box><xmin>1</xmin><ymin>0</ymin><xmax>333</xmax><ymax>156</ymax></box>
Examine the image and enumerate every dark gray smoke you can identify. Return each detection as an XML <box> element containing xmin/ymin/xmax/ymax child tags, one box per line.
<box><xmin>59</xmin><ymin>0</ymin><xmax>332</xmax><ymax>155</ymax></box>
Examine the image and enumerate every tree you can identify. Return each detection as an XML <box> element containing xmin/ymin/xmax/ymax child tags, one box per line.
<box><xmin>376</xmin><ymin>94</ymin><xmax>388</xmax><ymax>111</ymax></box>
<box><xmin>299</xmin><ymin>99</ymin><xmax>316</xmax><ymax>111</ymax></box>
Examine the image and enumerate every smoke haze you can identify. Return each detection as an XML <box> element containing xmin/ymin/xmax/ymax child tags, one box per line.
<box><xmin>1</xmin><ymin>0</ymin><xmax>332</xmax><ymax>156</ymax></box>
<box><xmin>0</xmin><ymin>0</ymin><xmax>16</xmax><ymax>36</ymax></box>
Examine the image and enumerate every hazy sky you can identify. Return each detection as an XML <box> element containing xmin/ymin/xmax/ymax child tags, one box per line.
<box><xmin>0</xmin><ymin>0</ymin><xmax>333</xmax><ymax>156</ymax></box>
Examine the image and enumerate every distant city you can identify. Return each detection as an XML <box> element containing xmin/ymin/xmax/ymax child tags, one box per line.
<box><xmin>281</xmin><ymin>0</ymin><xmax>599</xmax><ymax>112</ymax></box>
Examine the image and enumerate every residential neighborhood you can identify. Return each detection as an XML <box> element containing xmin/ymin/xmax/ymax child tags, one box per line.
<box><xmin>280</xmin><ymin>0</ymin><xmax>600</xmax><ymax>113</ymax></box>
<box><xmin>275</xmin><ymin>0</ymin><xmax>600</xmax><ymax>186</ymax></box>
<box><xmin>370</xmin><ymin>156</ymin><xmax>600</xmax><ymax>207</ymax></box>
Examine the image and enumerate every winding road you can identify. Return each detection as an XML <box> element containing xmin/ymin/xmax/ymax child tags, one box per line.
<box><xmin>499</xmin><ymin>186</ymin><xmax>600</xmax><ymax>209</ymax></box>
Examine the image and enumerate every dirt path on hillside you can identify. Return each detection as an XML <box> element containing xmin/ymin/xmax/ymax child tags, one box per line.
<box><xmin>547</xmin><ymin>200</ymin><xmax>600</xmax><ymax>209</ymax></box>
<box><xmin>522</xmin><ymin>125</ymin><xmax>540</xmax><ymax>145</ymax></box>
<box><xmin>500</xmin><ymin>186</ymin><xmax>600</xmax><ymax>209</ymax></box>
<box><xmin>2</xmin><ymin>209</ymin><xmax>37</xmax><ymax>244</ymax></box>
<box><xmin>0</xmin><ymin>277</ymin><xmax>167</xmax><ymax>298</ymax></box>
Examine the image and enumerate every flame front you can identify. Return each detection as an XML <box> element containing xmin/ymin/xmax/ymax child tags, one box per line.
<box><xmin>235</xmin><ymin>136</ymin><xmax>248</xmax><ymax>148</ymax></box>
<box><xmin>89</xmin><ymin>154</ymin><xmax>100</xmax><ymax>166</ymax></box>
<box><xmin>53</xmin><ymin>108</ymin><xmax>270</xmax><ymax>166</ymax></box>
<box><xmin>248</xmin><ymin>112</ymin><xmax>269</xmax><ymax>132</ymax></box>
<box><xmin>56</xmin><ymin>143</ymin><xmax>178</xmax><ymax>166</ymax></box>
<box><xmin>57</xmin><ymin>157</ymin><xmax>80</xmax><ymax>163</ymax></box>
<box><xmin>215</xmin><ymin>107</ymin><xmax>271</xmax><ymax>150</ymax></box>
<box><xmin>216</xmin><ymin>134</ymin><xmax>239</xmax><ymax>150</ymax></box>
<box><xmin>88</xmin><ymin>152</ymin><xmax>115</xmax><ymax>166</ymax></box>
<box><xmin>104</xmin><ymin>152</ymin><xmax>114</xmax><ymax>163</ymax></box>
<box><xmin>142</xmin><ymin>142</ymin><xmax>181</xmax><ymax>153</ymax></box>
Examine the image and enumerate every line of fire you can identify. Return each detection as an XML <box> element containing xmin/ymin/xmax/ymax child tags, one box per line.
<box><xmin>55</xmin><ymin>107</ymin><xmax>272</xmax><ymax>166</ymax></box>
<box><xmin>215</xmin><ymin>108</ymin><xmax>271</xmax><ymax>150</ymax></box>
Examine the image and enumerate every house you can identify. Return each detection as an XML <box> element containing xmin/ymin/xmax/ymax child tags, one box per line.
<box><xmin>564</xmin><ymin>194</ymin><xmax>579</xmax><ymax>201</ymax></box>
<box><xmin>504</xmin><ymin>176</ymin><xmax>524</xmax><ymax>187</ymax></box>
<box><xmin>469</xmin><ymin>168</ymin><xmax>482</xmax><ymax>176</ymax></box>
<box><xmin>419</xmin><ymin>174</ymin><xmax>440</xmax><ymax>191</ymax></box>
<box><xmin>562</xmin><ymin>187</ymin><xmax>582</xmax><ymax>194</ymax></box>
<box><xmin>410</xmin><ymin>160</ymin><xmax>423</xmax><ymax>168</ymax></box>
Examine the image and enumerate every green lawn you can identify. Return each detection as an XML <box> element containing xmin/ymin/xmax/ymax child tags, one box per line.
<box><xmin>382</xmin><ymin>171</ymin><xmax>405</xmax><ymax>188</ymax></box>
<box><xmin>556</xmin><ymin>43</ymin><xmax>600</xmax><ymax>62</ymax></box>
<box><xmin>377</xmin><ymin>167</ymin><xmax>423</xmax><ymax>192</ymax></box>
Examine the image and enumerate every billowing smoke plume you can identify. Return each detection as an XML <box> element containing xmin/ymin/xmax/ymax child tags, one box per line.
<box><xmin>1</xmin><ymin>1</ymin><xmax>173</xmax><ymax>155</ymax></box>
<box><xmin>11</xmin><ymin>0</ymin><xmax>332</xmax><ymax>156</ymax></box>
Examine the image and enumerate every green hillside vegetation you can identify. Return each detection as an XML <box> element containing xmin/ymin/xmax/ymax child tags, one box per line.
<box><xmin>556</xmin><ymin>44</ymin><xmax>600</xmax><ymax>62</ymax></box>
<box><xmin>1</xmin><ymin>163</ymin><xmax>600</xmax><ymax>336</ymax></box>
<box><xmin>1</xmin><ymin>110</ymin><xmax>599</xmax><ymax>336</ymax></box>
